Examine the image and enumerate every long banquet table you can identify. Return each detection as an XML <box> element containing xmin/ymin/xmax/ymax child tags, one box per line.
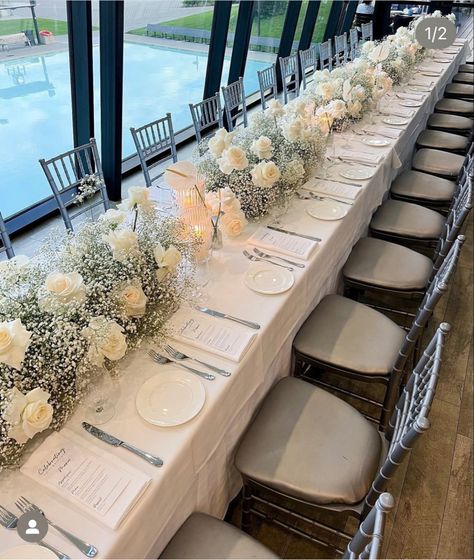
<box><xmin>0</xmin><ymin>41</ymin><xmax>469</xmax><ymax>559</ymax></box>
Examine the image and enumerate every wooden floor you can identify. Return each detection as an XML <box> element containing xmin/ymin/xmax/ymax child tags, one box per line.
<box><xmin>228</xmin><ymin>215</ymin><xmax>473</xmax><ymax>559</ymax></box>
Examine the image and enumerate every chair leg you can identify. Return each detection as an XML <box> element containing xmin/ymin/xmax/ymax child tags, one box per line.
<box><xmin>241</xmin><ymin>483</ymin><xmax>253</xmax><ymax>533</ymax></box>
<box><xmin>380</xmin><ymin>376</ymin><xmax>401</xmax><ymax>432</ymax></box>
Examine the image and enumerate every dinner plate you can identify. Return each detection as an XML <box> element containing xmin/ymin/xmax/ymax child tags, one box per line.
<box><xmin>136</xmin><ymin>369</ymin><xmax>205</xmax><ymax>427</ymax></box>
<box><xmin>409</xmin><ymin>86</ymin><xmax>430</xmax><ymax>92</ymax></box>
<box><xmin>244</xmin><ymin>264</ymin><xmax>294</xmax><ymax>295</ymax></box>
<box><xmin>306</xmin><ymin>199</ymin><xmax>348</xmax><ymax>221</ymax></box>
<box><xmin>421</xmin><ymin>71</ymin><xmax>441</xmax><ymax>77</ymax></box>
<box><xmin>382</xmin><ymin>116</ymin><xmax>408</xmax><ymax>126</ymax></box>
<box><xmin>361</xmin><ymin>137</ymin><xmax>391</xmax><ymax>147</ymax></box>
<box><xmin>340</xmin><ymin>167</ymin><xmax>375</xmax><ymax>181</ymax></box>
<box><xmin>399</xmin><ymin>100</ymin><xmax>423</xmax><ymax>108</ymax></box>
<box><xmin>0</xmin><ymin>545</ymin><xmax>57</xmax><ymax>560</ymax></box>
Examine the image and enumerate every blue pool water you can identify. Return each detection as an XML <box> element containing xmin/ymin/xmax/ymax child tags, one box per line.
<box><xmin>0</xmin><ymin>42</ymin><xmax>267</xmax><ymax>218</ymax></box>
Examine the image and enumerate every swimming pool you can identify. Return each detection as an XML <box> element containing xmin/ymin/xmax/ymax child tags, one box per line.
<box><xmin>0</xmin><ymin>42</ymin><xmax>268</xmax><ymax>218</ymax></box>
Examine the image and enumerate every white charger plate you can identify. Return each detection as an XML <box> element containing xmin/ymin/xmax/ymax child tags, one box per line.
<box><xmin>361</xmin><ymin>137</ymin><xmax>391</xmax><ymax>147</ymax></box>
<box><xmin>306</xmin><ymin>199</ymin><xmax>348</xmax><ymax>221</ymax></box>
<box><xmin>136</xmin><ymin>369</ymin><xmax>205</xmax><ymax>427</ymax></box>
<box><xmin>382</xmin><ymin>116</ymin><xmax>408</xmax><ymax>126</ymax></box>
<box><xmin>340</xmin><ymin>167</ymin><xmax>374</xmax><ymax>180</ymax></box>
<box><xmin>244</xmin><ymin>264</ymin><xmax>294</xmax><ymax>295</ymax></box>
<box><xmin>399</xmin><ymin>100</ymin><xmax>423</xmax><ymax>108</ymax></box>
<box><xmin>0</xmin><ymin>545</ymin><xmax>57</xmax><ymax>560</ymax></box>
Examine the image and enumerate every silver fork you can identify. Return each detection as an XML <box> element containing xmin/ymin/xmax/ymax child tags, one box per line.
<box><xmin>147</xmin><ymin>349</ymin><xmax>215</xmax><ymax>381</ymax></box>
<box><xmin>297</xmin><ymin>192</ymin><xmax>353</xmax><ymax>206</ymax></box>
<box><xmin>15</xmin><ymin>497</ymin><xmax>97</xmax><ymax>557</ymax></box>
<box><xmin>243</xmin><ymin>250</ymin><xmax>293</xmax><ymax>271</ymax></box>
<box><xmin>253</xmin><ymin>248</ymin><xmax>305</xmax><ymax>269</ymax></box>
<box><xmin>164</xmin><ymin>344</ymin><xmax>231</xmax><ymax>377</ymax></box>
<box><xmin>0</xmin><ymin>504</ymin><xmax>70</xmax><ymax>560</ymax></box>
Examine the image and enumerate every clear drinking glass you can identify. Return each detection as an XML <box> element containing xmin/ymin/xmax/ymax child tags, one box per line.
<box><xmin>83</xmin><ymin>369</ymin><xmax>118</xmax><ymax>425</ymax></box>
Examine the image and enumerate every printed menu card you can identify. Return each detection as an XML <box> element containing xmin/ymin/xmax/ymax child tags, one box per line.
<box><xmin>248</xmin><ymin>227</ymin><xmax>317</xmax><ymax>260</ymax></box>
<box><xmin>21</xmin><ymin>430</ymin><xmax>151</xmax><ymax>529</ymax></box>
<box><xmin>302</xmin><ymin>179</ymin><xmax>361</xmax><ymax>202</ymax></box>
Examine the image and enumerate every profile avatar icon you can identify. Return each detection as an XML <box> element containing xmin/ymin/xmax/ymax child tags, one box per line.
<box><xmin>25</xmin><ymin>519</ymin><xmax>40</xmax><ymax>535</ymax></box>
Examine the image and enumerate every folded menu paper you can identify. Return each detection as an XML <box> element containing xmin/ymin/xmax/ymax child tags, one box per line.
<box><xmin>337</xmin><ymin>149</ymin><xmax>383</xmax><ymax>166</ymax></box>
<box><xmin>21</xmin><ymin>430</ymin><xmax>151</xmax><ymax>530</ymax></box>
<box><xmin>380</xmin><ymin>108</ymin><xmax>414</xmax><ymax>118</ymax></box>
<box><xmin>302</xmin><ymin>178</ymin><xmax>361</xmax><ymax>202</ymax></box>
<box><xmin>248</xmin><ymin>226</ymin><xmax>318</xmax><ymax>260</ymax></box>
<box><xmin>362</xmin><ymin>125</ymin><xmax>402</xmax><ymax>139</ymax></box>
<box><xmin>170</xmin><ymin>308</ymin><xmax>257</xmax><ymax>362</ymax></box>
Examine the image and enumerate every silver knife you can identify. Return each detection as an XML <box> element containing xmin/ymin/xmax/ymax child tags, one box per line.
<box><xmin>267</xmin><ymin>225</ymin><xmax>322</xmax><ymax>242</ymax></box>
<box><xmin>193</xmin><ymin>305</ymin><xmax>261</xmax><ymax>330</ymax></box>
<box><xmin>82</xmin><ymin>422</ymin><xmax>163</xmax><ymax>467</ymax></box>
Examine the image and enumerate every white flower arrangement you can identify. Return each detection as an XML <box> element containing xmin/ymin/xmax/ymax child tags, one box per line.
<box><xmin>0</xmin><ymin>188</ymin><xmax>198</xmax><ymax>469</ymax></box>
<box><xmin>74</xmin><ymin>174</ymin><xmax>105</xmax><ymax>205</ymax></box>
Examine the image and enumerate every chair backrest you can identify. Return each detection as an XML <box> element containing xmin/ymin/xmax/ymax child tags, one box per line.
<box><xmin>189</xmin><ymin>93</ymin><xmax>223</xmax><ymax>145</ymax></box>
<box><xmin>130</xmin><ymin>113</ymin><xmax>178</xmax><ymax>189</ymax></box>
<box><xmin>279</xmin><ymin>53</ymin><xmax>300</xmax><ymax>104</ymax></box>
<box><xmin>222</xmin><ymin>77</ymin><xmax>248</xmax><ymax>131</ymax></box>
<box><xmin>0</xmin><ymin>211</ymin><xmax>14</xmax><ymax>259</ymax></box>
<box><xmin>299</xmin><ymin>45</ymin><xmax>319</xmax><ymax>89</ymax></box>
<box><xmin>257</xmin><ymin>64</ymin><xmax>278</xmax><ymax>110</ymax></box>
<box><xmin>361</xmin><ymin>21</ymin><xmax>373</xmax><ymax>42</ymax></box>
<box><xmin>39</xmin><ymin>138</ymin><xmax>110</xmax><ymax>232</ymax></box>
<box><xmin>319</xmin><ymin>39</ymin><xmax>333</xmax><ymax>70</ymax></box>
<box><xmin>334</xmin><ymin>33</ymin><xmax>348</xmax><ymax>67</ymax></box>
<box><xmin>365</xmin><ymin>322</ymin><xmax>450</xmax><ymax>511</ymax></box>
<box><xmin>349</xmin><ymin>28</ymin><xmax>359</xmax><ymax>60</ymax></box>
<box><xmin>344</xmin><ymin>493</ymin><xmax>395</xmax><ymax>559</ymax></box>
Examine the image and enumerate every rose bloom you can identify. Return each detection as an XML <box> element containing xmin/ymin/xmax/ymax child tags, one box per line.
<box><xmin>347</xmin><ymin>100</ymin><xmax>363</xmax><ymax>117</ymax></box>
<box><xmin>5</xmin><ymin>387</ymin><xmax>53</xmax><ymax>444</ymax></box>
<box><xmin>218</xmin><ymin>146</ymin><xmax>249</xmax><ymax>174</ymax></box>
<box><xmin>99</xmin><ymin>208</ymin><xmax>126</xmax><ymax>227</ymax></box>
<box><xmin>283</xmin><ymin>117</ymin><xmax>304</xmax><ymax>142</ymax></box>
<box><xmin>318</xmin><ymin>81</ymin><xmax>335</xmax><ymax>101</ymax></box>
<box><xmin>0</xmin><ymin>319</ymin><xmax>32</xmax><ymax>371</ymax></box>
<box><xmin>251</xmin><ymin>136</ymin><xmax>273</xmax><ymax>160</ymax></box>
<box><xmin>327</xmin><ymin>99</ymin><xmax>347</xmax><ymax>120</ymax></box>
<box><xmin>118</xmin><ymin>186</ymin><xmax>154</xmax><ymax>212</ymax></box>
<box><xmin>353</xmin><ymin>85</ymin><xmax>366</xmax><ymax>101</ymax></box>
<box><xmin>84</xmin><ymin>317</ymin><xmax>127</xmax><ymax>366</ymax></box>
<box><xmin>220</xmin><ymin>210</ymin><xmax>248</xmax><ymax>237</ymax></box>
<box><xmin>120</xmin><ymin>282</ymin><xmax>148</xmax><ymax>317</ymax></box>
<box><xmin>265</xmin><ymin>99</ymin><xmax>285</xmax><ymax>119</ymax></box>
<box><xmin>38</xmin><ymin>271</ymin><xmax>87</xmax><ymax>312</ymax></box>
<box><xmin>251</xmin><ymin>161</ymin><xmax>281</xmax><ymax>189</ymax></box>
<box><xmin>208</xmin><ymin>128</ymin><xmax>235</xmax><ymax>158</ymax></box>
<box><xmin>103</xmin><ymin>228</ymin><xmax>138</xmax><ymax>261</ymax></box>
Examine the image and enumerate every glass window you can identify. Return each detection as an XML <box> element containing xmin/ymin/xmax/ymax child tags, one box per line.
<box><xmin>313</xmin><ymin>0</ymin><xmax>332</xmax><ymax>43</ymax></box>
<box><xmin>292</xmin><ymin>0</ymin><xmax>310</xmax><ymax>52</ymax></box>
<box><xmin>0</xmin><ymin>2</ymin><xmax>73</xmax><ymax>218</ymax></box>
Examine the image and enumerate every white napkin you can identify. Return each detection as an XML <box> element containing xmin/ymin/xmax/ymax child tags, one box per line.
<box><xmin>409</xmin><ymin>79</ymin><xmax>434</xmax><ymax>87</ymax></box>
<box><xmin>418</xmin><ymin>66</ymin><xmax>442</xmax><ymax>75</ymax></box>
<box><xmin>396</xmin><ymin>92</ymin><xmax>424</xmax><ymax>101</ymax></box>
<box><xmin>336</xmin><ymin>148</ymin><xmax>383</xmax><ymax>165</ymax></box>
<box><xmin>248</xmin><ymin>227</ymin><xmax>318</xmax><ymax>260</ymax></box>
<box><xmin>169</xmin><ymin>308</ymin><xmax>257</xmax><ymax>362</ymax></box>
<box><xmin>302</xmin><ymin>178</ymin><xmax>361</xmax><ymax>202</ymax></box>
<box><xmin>21</xmin><ymin>430</ymin><xmax>151</xmax><ymax>530</ymax></box>
<box><xmin>362</xmin><ymin>125</ymin><xmax>402</xmax><ymax>139</ymax></box>
<box><xmin>380</xmin><ymin>107</ymin><xmax>414</xmax><ymax>118</ymax></box>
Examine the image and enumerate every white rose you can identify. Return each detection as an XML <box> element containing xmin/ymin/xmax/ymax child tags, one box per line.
<box><xmin>353</xmin><ymin>85</ymin><xmax>366</xmax><ymax>100</ymax></box>
<box><xmin>318</xmin><ymin>81</ymin><xmax>335</xmax><ymax>101</ymax></box>
<box><xmin>221</xmin><ymin>188</ymin><xmax>241</xmax><ymax>213</ymax></box>
<box><xmin>327</xmin><ymin>100</ymin><xmax>347</xmax><ymax>120</ymax></box>
<box><xmin>218</xmin><ymin>146</ymin><xmax>249</xmax><ymax>175</ymax></box>
<box><xmin>5</xmin><ymin>387</ymin><xmax>53</xmax><ymax>444</ymax></box>
<box><xmin>0</xmin><ymin>319</ymin><xmax>32</xmax><ymax>371</ymax></box>
<box><xmin>103</xmin><ymin>229</ymin><xmax>138</xmax><ymax>261</ymax></box>
<box><xmin>251</xmin><ymin>161</ymin><xmax>281</xmax><ymax>189</ymax></box>
<box><xmin>99</xmin><ymin>208</ymin><xmax>126</xmax><ymax>227</ymax></box>
<box><xmin>220</xmin><ymin>210</ymin><xmax>248</xmax><ymax>237</ymax></box>
<box><xmin>251</xmin><ymin>136</ymin><xmax>273</xmax><ymax>159</ymax></box>
<box><xmin>347</xmin><ymin>99</ymin><xmax>363</xmax><ymax>117</ymax></box>
<box><xmin>154</xmin><ymin>244</ymin><xmax>181</xmax><ymax>281</ymax></box>
<box><xmin>118</xmin><ymin>186</ymin><xmax>154</xmax><ymax>213</ymax></box>
<box><xmin>283</xmin><ymin>117</ymin><xmax>304</xmax><ymax>142</ymax></box>
<box><xmin>208</xmin><ymin>128</ymin><xmax>235</xmax><ymax>158</ymax></box>
<box><xmin>205</xmin><ymin>191</ymin><xmax>221</xmax><ymax>215</ymax></box>
<box><xmin>119</xmin><ymin>282</ymin><xmax>147</xmax><ymax>318</ymax></box>
<box><xmin>265</xmin><ymin>99</ymin><xmax>285</xmax><ymax>119</ymax></box>
<box><xmin>293</xmin><ymin>99</ymin><xmax>308</xmax><ymax>117</ymax></box>
<box><xmin>315</xmin><ymin>107</ymin><xmax>334</xmax><ymax>135</ymax></box>
<box><xmin>83</xmin><ymin>316</ymin><xmax>127</xmax><ymax>366</ymax></box>
<box><xmin>38</xmin><ymin>272</ymin><xmax>87</xmax><ymax>311</ymax></box>
<box><xmin>0</xmin><ymin>255</ymin><xmax>29</xmax><ymax>273</ymax></box>
<box><xmin>361</xmin><ymin>41</ymin><xmax>375</xmax><ymax>54</ymax></box>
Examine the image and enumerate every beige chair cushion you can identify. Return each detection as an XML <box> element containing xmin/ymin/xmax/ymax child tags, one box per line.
<box><xmin>235</xmin><ymin>377</ymin><xmax>382</xmax><ymax>505</ymax></box>
<box><xmin>453</xmin><ymin>72</ymin><xmax>474</xmax><ymax>84</ymax></box>
<box><xmin>427</xmin><ymin>112</ymin><xmax>473</xmax><ymax>132</ymax></box>
<box><xmin>161</xmin><ymin>513</ymin><xmax>279</xmax><ymax>559</ymax></box>
<box><xmin>435</xmin><ymin>98</ymin><xmax>474</xmax><ymax>116</ymax></box>
<box><xmin>416</xmin><ymin>129</ymin><xmax>469</xmax><ymax>151</ymax></box>
<box><xmin>459</xmin><ymin>64</ymin><xmax>474</xmax><ymax>73</ymax></box>
<box><xmin>445</xmin><ymin>83</ymin><xmax>474</xmax><ymax>98</ymax></box>
<box><xmin>342</xmin><ymin>237</ymin><xmax>433</xmax><ymax>291</ymax></box>
<box><xmin>412</xmin><ymin>148</ymin><xmax>465</xmax><ymax>178</ymax></box>
<box><xmin>293</xmin><ymin>294</ymin><xmax>405</xmax><ymax>375</ymax></box>
<box><xmin>391</xmin><ymin>170</ymin><xmax>456</xmax><ymax>202</ymax></box>
<box><xmin>371</xmin><ymin>199</ymin><xmax>445</xmax><ymax>239</ymax></box>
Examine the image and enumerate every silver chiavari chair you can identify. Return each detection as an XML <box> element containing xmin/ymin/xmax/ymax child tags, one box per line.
<box><xmin>130</xmin><ymin>113</ymin><xmax>178</xmax><ymax>189</ymax></box>
<box><xmin>39</xmin><ymin>138</ymin><xmax>110</xmax><ymax>232</ymax></box>
<box><xmin>334</xmin><ymin>33</ymin><xmax>349</xmax><ymax>67</ymax></box>
<box><xmin>360</xmin><ymin>21</ymin><xmax>373</xmax><ymax>42</ymax></box>
<box><xmin>0</xmin><ymin>211</ymin><xmax>14</xmax><ymax>260</ymax></box>
<box><xmin>222</xmin><ymin>77</ymin><xmax>248</xmax><ymax>131</ymax></box>
<box><xmin>299</xmin><ymin>44</ymin><xmax>319</xmax><ymax>89</ymax></box>
<box><xmin>279</xmin><ymin>53</ymin><xmax>300</xmax><ymax>104</ymax></box>
<box><xmin>235</xmin><ymin>323</ymin><xmax>449</xmax><ymax>555</ymax></box>
<box><xmin>349</xmin><ymin>28</ymin><xmax>359</xmax><ymax>60</ymax></box>
<box><xmin>343</xmin><ymin>493</ymin><xmax>394</xmax><ymax>559</ymax></box>
<box><xmin>319</xmin><ymin>39</ymin><xmax>333</xmax><ymax>70</ymax></box>
<box><xmin>257</xmin><ymin>64</ymin><xmax>278</xmax><ymax>110</ymax></box>
<box><xmin>189</xmin><ymin>93</ymin><xmax>224</xmax><ymax>146</ymax></box>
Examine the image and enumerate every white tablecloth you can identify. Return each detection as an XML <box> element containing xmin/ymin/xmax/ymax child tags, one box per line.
<box><xmin>0</xmin><ymin>42</ymin><xmax>469</xmax><ymax>560</ymax></box>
